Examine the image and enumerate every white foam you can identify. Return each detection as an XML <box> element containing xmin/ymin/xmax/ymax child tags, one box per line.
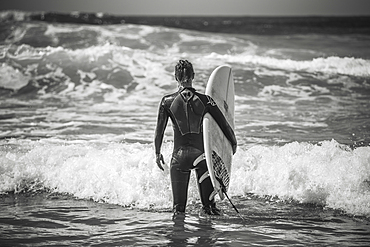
<box><xmin>0</xmin><ymin>10</ymin><xmax>29</xmax><ymax>22</ymax></box>
<box><xmin>206</xmin><ymin>53</ymin><xmax>370</xmax><ymax>77</ymax></box>
<box><xmin>0</xmin><ymin>140</ymin><xmax>173</xmax><ymax>208</ymax></box>
<box><xmin>1</xmin><ymin>139</ymin><xmax>369</xmax><ymax>216</ymax></box>
<box><xmin>0</xmin><ymin>63</ymin><xmax>30</xmax><ymax>90</ymax></box>
<box><xmin>230</xmin><ymin>140</ymin><xmax>370</xmax><ymax>216</ymax></box>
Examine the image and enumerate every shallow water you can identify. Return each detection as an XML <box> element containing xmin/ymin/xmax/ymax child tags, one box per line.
<box><xmin>1</xmin><ymin>193</ymin><xmax>369</xmax><ymax>246</ymax></box>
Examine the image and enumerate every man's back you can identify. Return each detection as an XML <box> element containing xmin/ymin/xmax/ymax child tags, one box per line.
<box><xmin>157</xmin><ymin>87</ymin><xmax>208</xmax><ymax>151</ymax></box>
<box><xmin>155</xmin><ymin>86</ymin><xmax>235</xmax><ymax>153</ymax></box>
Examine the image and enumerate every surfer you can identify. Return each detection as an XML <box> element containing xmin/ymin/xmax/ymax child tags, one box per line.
<box><xmin>154</xmin><ymin>60</ymin><xmax>237</xmax><ymax>216</ymax></box>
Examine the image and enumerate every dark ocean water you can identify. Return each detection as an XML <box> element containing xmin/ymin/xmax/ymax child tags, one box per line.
<box><xmin>0</xmin><ymin>11</ymin><xmax>370</xmax><ymax>246</ymax></box>
<box><xmin>27</xmin><ymin>12</ymin><xmax>370</xmax><ymax>35</ymax></box>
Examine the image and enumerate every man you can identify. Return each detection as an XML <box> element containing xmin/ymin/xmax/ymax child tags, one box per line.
<box><xmin>154</xmin><ymin>60</ymin><xmax>237</xmax><ymax>216</ymax></box>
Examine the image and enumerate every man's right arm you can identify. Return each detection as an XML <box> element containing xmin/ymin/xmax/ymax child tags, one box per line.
<box><xmin>207</xmin><ymin>96</ymin><xmax>237</xmax><ymax>154</ymax></box>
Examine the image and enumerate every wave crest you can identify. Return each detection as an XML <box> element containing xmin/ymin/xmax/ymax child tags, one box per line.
<box><xmin>1</xmin><ymin>139</ymin><xmax>369</xmax><ymax>216</ymax></box>
<box><xmin>207</xmin><ymin>53</ymin><xmax>370</xmax><ymax>77</ymax></box>
<box><xmin>232</xmin><ymin>140</ymin><xmax>370</xmax><ymax>216</ymax></box>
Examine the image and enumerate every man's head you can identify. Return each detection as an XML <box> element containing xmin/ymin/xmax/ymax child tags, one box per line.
<box><xmin>175</xmin><ymin>60</ymin><xmax>195</xmax><ymax>85</ymax></box>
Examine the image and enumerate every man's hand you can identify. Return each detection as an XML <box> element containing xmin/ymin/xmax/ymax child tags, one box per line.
<box><xmin>156</xmin><ymin>153</ymin><xmax>165</xmax><ymax>171</ymax></box>
<box><xmin>232</xmin><ymin>144</ymin><xmax>237</xmax><ymax>154</ymax></box>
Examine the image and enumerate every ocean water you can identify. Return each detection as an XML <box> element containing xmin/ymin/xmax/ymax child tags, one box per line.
<box><xmin>1</xmin><ymin>11</ymin><xmax>370</xmax><ymax>246</ymax></box>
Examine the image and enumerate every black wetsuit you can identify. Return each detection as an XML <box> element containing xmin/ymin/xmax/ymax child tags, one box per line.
<box><xmin>154</xmin><ymin>86</ymin><xmax>236</xmax><ymax>212</ymax></box>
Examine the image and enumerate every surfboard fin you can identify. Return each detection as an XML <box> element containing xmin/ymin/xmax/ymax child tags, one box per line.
<box><xmin>199</xmin><ymin>171</ymin><xmax>210</xmax><ymax>184</ymax></box>
<box><xmin>193</xmin><ymin>153</ymin><xmax>205</xmax><ymax>167</ymax></box>
<box><xmin>209</xmin><ymin>189</ymin><xmax>218</xmax><ymax>201</ymax></box>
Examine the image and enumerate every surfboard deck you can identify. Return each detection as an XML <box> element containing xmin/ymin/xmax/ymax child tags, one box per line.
<box><xmin>203</xmin><ymin>65</ymin><xmax>235</xmax><ymax>200</ymax></box>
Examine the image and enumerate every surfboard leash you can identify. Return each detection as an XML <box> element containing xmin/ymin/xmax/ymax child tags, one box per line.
<box><xmin>216</xmin><ymin>178</ymin><xmax>245</xmax><ymax>221</ymax></box>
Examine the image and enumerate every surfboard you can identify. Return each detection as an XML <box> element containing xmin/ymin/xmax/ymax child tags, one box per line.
<box><xmin>203</xmin><ymin>65</ymin><xmax>235</xmax><ymax>201</ymax></box>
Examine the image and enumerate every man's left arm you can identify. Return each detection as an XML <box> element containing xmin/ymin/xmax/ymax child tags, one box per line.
<box><xmin>154</xmin><ymin>98</ymin><xmax>169</xmax><ymax>170</ymax></box>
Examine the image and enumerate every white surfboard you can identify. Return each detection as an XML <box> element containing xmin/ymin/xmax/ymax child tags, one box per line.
<box><xmin>203</xmin><ymin>65</ymin><xmax>235</xmax><ymax>201</ymax></box>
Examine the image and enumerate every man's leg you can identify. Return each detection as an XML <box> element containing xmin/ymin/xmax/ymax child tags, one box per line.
<box><xmin>195</xmin><ymin>161</ymin><xmax>221</xmax><ymax>215</ymax></box>
<box><xmin>170</xmin><ymin>157</ymin><xmax>191</xmax><ymax>214</ymax></box>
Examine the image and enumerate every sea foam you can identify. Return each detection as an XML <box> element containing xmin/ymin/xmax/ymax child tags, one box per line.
<box><xmin>206</xmin><ymin>53</ymin><xmax>370</xmax><ymax>77</ymax></box>
<box><xmin>1</xmin><ymin>139</ymin><xmax>369</xmax><ymax>216</ymax></box>
<box><xmin>232</xmin><ymin>140</ymin><xmax>370</xmax><ymax>216</ymax></box>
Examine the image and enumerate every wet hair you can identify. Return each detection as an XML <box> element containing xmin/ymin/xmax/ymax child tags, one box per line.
<box><xmin>175</xmin><ymin>60</ymin><xmax>194</xmax><ymax>83</ymax></box>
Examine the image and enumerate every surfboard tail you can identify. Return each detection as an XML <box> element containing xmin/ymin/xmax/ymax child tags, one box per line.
<box><xmin>208</xmin><ymin>182</ymin><xmax>225</xmax><ymax>201</ymax></box>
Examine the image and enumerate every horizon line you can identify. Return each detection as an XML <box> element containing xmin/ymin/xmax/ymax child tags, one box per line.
<box><xmin>2</xmin><ymin>9</ymin><xmax>370</xmax><ymax>18</ymax></box>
